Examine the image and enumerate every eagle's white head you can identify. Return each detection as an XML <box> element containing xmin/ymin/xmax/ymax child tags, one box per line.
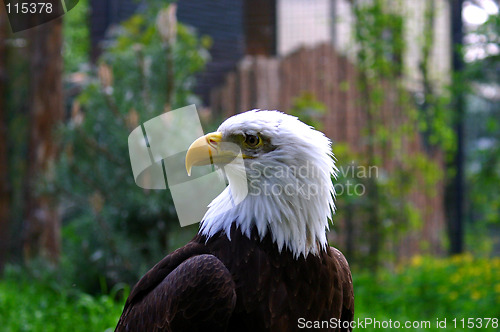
<box><xmin>185</xmin><ymin>110</ymin><xmax>337</xmax><ymax>258</ymax></box>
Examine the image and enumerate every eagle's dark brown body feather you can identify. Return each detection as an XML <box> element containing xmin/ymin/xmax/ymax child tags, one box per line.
<box><xmin>115</xmin><ymin>224</ymin><xmax>354</xmax><ymax>332</ymax></box>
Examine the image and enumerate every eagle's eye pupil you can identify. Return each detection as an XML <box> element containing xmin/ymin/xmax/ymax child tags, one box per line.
<box><xmin>246</xmin><ymin>135</ymin><xmax>260</xmax><ymax>147</ymax></box>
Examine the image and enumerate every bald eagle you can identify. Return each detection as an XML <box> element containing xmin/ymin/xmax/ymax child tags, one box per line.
<box><xmin>115</xmin><ymin>110</ymin><xmax>354</xmax><ymax>332</ymax></box>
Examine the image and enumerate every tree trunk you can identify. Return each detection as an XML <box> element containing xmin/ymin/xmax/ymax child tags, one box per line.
<box><xmin>0</xmin><ymin>3</ymin><xmax>10</xmax><ymax>274</ymax></box>
<box><xmin>446</xmin><ymin>0</ymin><xmax>465</xmax><ymax>255</ymax></box>
<box><xmin>23</xmin><ymin>17</ymin><xmax>64</xmax><ymax>264</ymax></box>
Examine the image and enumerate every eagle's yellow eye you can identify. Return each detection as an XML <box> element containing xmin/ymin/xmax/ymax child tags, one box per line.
<box><xmin>245</xmin><ymin>134</ymin><xmax>261</xmax><ymax>147</ymax></box>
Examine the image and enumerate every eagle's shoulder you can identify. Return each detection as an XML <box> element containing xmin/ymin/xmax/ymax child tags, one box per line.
<box><xmin>122</xmin><ymin>241</ymin><xmax>210</xmax><ymax>311</ymax></box>
<box><xmin>115</xmin><ymin>239</ymin><xmax>236</xmax><ymax>332</ymax></box>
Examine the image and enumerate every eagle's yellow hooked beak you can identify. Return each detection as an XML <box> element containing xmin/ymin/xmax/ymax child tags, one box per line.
<box><xmin>185</xmin><ymin>132</ymin><xmax>238</xmax><ymax>176</ymax></box>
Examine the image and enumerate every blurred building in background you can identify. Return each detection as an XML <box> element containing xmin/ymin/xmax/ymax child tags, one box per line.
<box><xmin>89</xmin><ymin>0</ymin><xmax>451</xmax><ymax>105</ymax></box>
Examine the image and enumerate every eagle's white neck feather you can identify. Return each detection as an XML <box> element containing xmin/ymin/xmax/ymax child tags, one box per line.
<box><xmin>199</xmin><ymin>110</ymin><xmax>337</xmax><ymax>258</ymax></box>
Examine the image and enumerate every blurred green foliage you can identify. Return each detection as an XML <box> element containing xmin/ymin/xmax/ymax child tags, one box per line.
<box><xmin>51</xmin><ymin>3</ymin><xmax>207</xmax><ymax>293</ymax></box>
<box><xmin>0</xmin><ymin>265</ymin><xmax>126</xmax><ymax>331</ymax></box>
<box><xmin>355</xmin><ymin>254</ymin><xmax>500</xmax><ymax>330</ymax></box>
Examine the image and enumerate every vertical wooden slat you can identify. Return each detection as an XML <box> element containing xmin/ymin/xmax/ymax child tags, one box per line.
<box><xmin>266</xmin><ymin>58</ymin><xmax>280</xmax><ymax>110</ymax></box>
<box><xmin>226</xmin><ymin>72</ymin><xmax>237</xmax><ymax>114</ymax></box>
<box><xmin>254</xmin><ymin>57</ymin><xmax>268</xmax><ymax>108</ymax></box>
<box><xmin>237</xmin><ymin>57</ymin><xmax>252</xmax><ymax>112</ymax></box>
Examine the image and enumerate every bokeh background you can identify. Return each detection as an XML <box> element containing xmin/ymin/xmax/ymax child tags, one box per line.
<box><xmin>0</xmin><ymin>0</ymin><xmax>499</xmax><ymax>331</ymax></box>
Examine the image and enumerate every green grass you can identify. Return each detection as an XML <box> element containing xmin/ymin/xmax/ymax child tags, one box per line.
<box><xmin>0</xmin><ymin>255</ymin><xmax>498</xmax><ymax>331</ymax></box>
<box><xmin>0</xmin><ymin>268</ymin><xmax>125</xmax><ymax>332</ymax></box>
<box><xmin>353</xmin><ymin>254</ymin><xmax>500</xmax><ymax>331</ymax></box>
